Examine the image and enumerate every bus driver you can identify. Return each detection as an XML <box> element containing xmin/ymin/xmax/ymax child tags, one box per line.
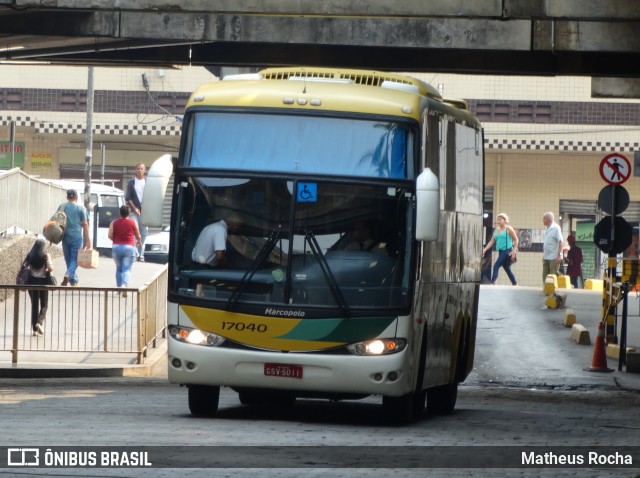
<box><xmin>191</xmin><ymin>214</ymin><xmax>243</xmax><ymax>268</ymax></box>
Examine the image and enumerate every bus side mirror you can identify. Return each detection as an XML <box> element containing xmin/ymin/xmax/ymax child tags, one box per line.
<box><xmin>415</xmin><ymin>168</ymin><xmax>439</xmax><ymax>242</ymax></box>
<box><xmin>141</xmin><ymin>153</ymin><xmax>173</xmax><ymax>227</ymax></box>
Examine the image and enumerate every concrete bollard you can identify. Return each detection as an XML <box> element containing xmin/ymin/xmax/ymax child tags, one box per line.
<box><xmin>545</xmin><ymin>292</ymin><xmax>567</xmax><ymax>309</ymax></box>
<box><xmin>570</xmin><ymin>324</ymin><xmax>591</xmax><ymax>345</ymax></box>
<box><xmin>584</xmin><ymin>279</ymin><xmax>604</xmax><ymax>292</ymax></box>
<box><xmin>557</xmin><ymin>275</ymin><xmax>572</xmax><ymax>289</ymax></box>
<box><xmin>606</xmin><ymin>344</ymin><xmax>637</xmax><ymax>360</ymax></box>
<box><xmin>544</xmin><ymin>275</ymin><xmax>557</xmax><ymax>296</ymax></box>
<box><xmin>563</xmin><ymin>309</ymin><xmax>576</xmax><ymax>327</ymax></box>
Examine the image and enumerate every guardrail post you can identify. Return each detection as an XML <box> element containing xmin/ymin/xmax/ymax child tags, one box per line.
<box><xmin>12</xmin><ymin>288</ymin><xmax>20</xmax><ymax>364</ymax></box>
<box><xmin>103</xmin><ymin>290</ymin><xmax>109</xmax><ymax>352</ymax></box>
<box><xmin>136</xmin><ymin>290</ymin><xmax>144</xmax><ymax>365</ymax></box>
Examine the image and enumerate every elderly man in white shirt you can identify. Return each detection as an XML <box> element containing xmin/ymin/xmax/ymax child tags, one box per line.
<box><xmin>542</xmin><ymin>211</ymin><xmax>564</xmax><ymax>285</ymax></box>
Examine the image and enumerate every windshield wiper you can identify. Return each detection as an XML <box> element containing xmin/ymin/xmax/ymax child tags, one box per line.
<box><xmin>305</xmin><ymin>231</ymin><xmax>351</xmax><ymax>316</ymax></box>
<box><xmin>228</xmin><ymin>228</ymin><xmax>281</xmax><ymax>308</ymax></box>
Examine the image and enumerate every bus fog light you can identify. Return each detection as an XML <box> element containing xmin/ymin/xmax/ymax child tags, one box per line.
<box><xmin>347</xmin><ymin>338</ymin><xmax>407</xmax><ymax>356</ymax></box>
<box><xmin>374</xmin><ymin>373</ymin><xmax>383</xmax><ymax>381</ymax></box>
<box><xmin>388</xmin><ymin>371</ymin><xmax>398</xmax><ymax>381</ymax></box>
<box><xmin>186</xmin><ymin>361</ymin><xmax>196</xmax><ymax>370</ymax></box>
<box><xmin>171</xmin><ymin>358</ymin><xmax>182</xmax><ymax>368</ymax></box>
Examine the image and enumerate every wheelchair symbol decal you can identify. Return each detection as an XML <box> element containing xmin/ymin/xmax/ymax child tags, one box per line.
<box><xmin>297</xmin><ymin>183</ymin><xmax>317</xmax><ymax>202</ymax></box>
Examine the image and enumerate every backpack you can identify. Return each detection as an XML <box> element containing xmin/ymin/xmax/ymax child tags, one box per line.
<box><xmin>43</xmin><ymin>205</ymin><xmax>67</xmax><ymax>244</ymax></box>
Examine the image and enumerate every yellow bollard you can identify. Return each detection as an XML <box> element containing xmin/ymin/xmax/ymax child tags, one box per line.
<box><xmin>557</xmin><ymin>275</ymin><xmax>571</xmax><ymax>289</ymax></box>
<box><xmin>544</xmin><ymin>275</ymin><xmax>557</xmax><ymax>296</ymax></box>
<box><xmin>584</xmin><ymin>279</ymin><xmax>603</xmax><ymax>292</ymax></box>
<box><xmin>563</xmin><ymin>309</ymin><xmax>576</xmax><ymax>327</ymax></box>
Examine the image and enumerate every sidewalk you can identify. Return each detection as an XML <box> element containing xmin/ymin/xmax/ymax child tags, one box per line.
<box><xmin>49</xmin><ymin>254</ymin><xmax>167</xmax><ymax>289</ymax></box>
<box><xmin>0</xmin><ymin>255</ymin><xmax>168</xmax><ymax>379</ymax></box>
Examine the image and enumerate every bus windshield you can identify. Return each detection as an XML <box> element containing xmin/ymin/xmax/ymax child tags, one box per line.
<box><xmin>173</xmin><ymin>177</ymin><xmax>413</xmax><ymax>312</ymax></box>
<box><xmin>185</xmin><ymin>112</ymin><xmax>412</xmax><ymax>179</ymax></box>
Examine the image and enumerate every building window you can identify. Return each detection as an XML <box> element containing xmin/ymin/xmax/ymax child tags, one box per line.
<box><xmin>2</xmin><ymin>91</ymin><xmax>23</xmax><ymax>110</ymax></box>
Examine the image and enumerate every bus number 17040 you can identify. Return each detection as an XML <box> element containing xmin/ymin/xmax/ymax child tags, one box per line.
<box><xmin>220</xmin><ymin>322</ymin><xmax>268</xmax><ymax>333</ymax></box>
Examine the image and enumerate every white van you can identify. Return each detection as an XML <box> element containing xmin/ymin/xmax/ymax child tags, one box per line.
<box><xmin>45</xmin><ymin>179</ymin><xmax>126</xmax><ymax>256</ymax></box>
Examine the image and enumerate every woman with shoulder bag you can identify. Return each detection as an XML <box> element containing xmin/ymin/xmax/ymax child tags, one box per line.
<box><xmin>481</xmin><ymin>213</ymin><xmax>519</xmax><ymax>286</ymax></box>
<box><xmin>25</xmin><ymin>239</ymin><xmax>53</xmax><ymax>336</ymax></box>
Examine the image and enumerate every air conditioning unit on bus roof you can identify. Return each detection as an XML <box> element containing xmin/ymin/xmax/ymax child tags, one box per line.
<box><xmin>380</xmin><ymin>81</ymin><xmax>420</xmax><ymax>94</ymax></box>
<box><xmin>222</xmin><ymin>73</ymin><xmax>263</xmax><ymax>81</ymax></box>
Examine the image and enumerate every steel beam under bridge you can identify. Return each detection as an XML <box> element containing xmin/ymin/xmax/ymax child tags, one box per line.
<box><xmin>2</xmin><ymin>0</ymin><xmax>640</xmax><ymax>85</ymax></box>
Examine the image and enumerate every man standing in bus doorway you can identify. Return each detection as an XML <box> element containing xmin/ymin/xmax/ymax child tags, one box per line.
<box><xmin>542</xmin><ymin>211</ymin><xmax>564</xmax><ymax>286</ymax></box>
<box><xmin>125</xmin><ymin>163</ymin><xmax>148</xmax><ymax>262</ymax></box>
<box><xmin>60</xmin><ymin>189</ymin><xmax>92</xmax><ymax>286</ymax></box>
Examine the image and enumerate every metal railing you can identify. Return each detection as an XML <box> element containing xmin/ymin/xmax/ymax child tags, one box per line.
<box><xmin>0</xmin><ymin>266</ymin><xmax>167</xmax><ymax>365</ymax></box>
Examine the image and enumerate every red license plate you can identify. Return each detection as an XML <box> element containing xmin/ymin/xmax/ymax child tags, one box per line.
<box><xmin>264</xmin><ymin>363</ymin><xmax>303</xmax><ymax>379</ymax></box>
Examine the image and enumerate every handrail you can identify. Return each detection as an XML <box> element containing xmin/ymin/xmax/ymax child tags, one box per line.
<box><xmin>0</xmin><ymin>265</ymin><xmax>167</xmax><ymax>365</ymax></box>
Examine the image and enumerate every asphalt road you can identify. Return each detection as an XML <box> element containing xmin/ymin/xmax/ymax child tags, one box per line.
<box><xmin>469</xmin><ymin>285</ymin><xmax>640</xmax><ymax>392</ymax></box>
<box><xmin>2</xmin><ymin>282</ymin><xmax>640</xmax><ymax>477</ymax></box>
<box><xmin>0</xmin><ymin>378</ymin><xmax>638</xmax><ymax>477</ymax></box>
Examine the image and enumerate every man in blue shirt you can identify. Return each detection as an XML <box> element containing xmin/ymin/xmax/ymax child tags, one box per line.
<box><xmin>60</xmin><ymin>189</ymin><xmax>91</xmax><ymax>286</ymax></box>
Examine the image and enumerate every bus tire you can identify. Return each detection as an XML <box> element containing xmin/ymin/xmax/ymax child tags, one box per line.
<box><xmin>382</xmin><ymin>390</ymin><xmax>424</xmax><ymax>423</ymax></box>
<box><xmin>188</xmin><ymin>385</ymin><xmax>220</xmax><ymax>417</ymax></box>
<box><xmin>426</xmin><ymin>382</ymin><xmax>458</xmax><ymax>415</ymax></box>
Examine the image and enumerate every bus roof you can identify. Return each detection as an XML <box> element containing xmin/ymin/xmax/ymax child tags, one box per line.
<box><xmin>187</xmin><ymin>67</ymin><xmax>479</xmax><ymax>126</ymax></box>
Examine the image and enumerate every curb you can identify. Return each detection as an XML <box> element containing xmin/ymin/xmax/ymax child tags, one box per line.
<box><xmin>0</xmin><ymin>341</ymin><xmax>167</xmax><ymax>379</ymax></box>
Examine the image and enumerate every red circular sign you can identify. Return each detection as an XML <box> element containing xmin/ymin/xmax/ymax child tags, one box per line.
<box><xmin>599</xmin><ymin>153</ymin><xmax>631</xmax><ymax>185</ymax></box>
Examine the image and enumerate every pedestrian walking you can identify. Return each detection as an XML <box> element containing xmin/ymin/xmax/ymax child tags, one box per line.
<box><xmin>542</xmin><ymin>211</ymin><xmax>564</xmax><ymax>286</ymax></box>
<box><xmin>481</xmin><ymin>213</ymin><xmax>519</xmax><ymax>286</ymax></box>
<box><xmin>108</xmin><ymin>205</ymin><xmax>142</xmax><ymax>297</ymax></box>
<box><xmin>125</xmin><ymin>162</ymin><xmax>148</xmax><ymax>262</ymax></box>
<box><xmin>25</xmin><ymin>239</ymin><xmax>53</xmax><ymax>335</ymax></box>
<box><xmin>60</xmin><ymin>189</ymin><xmax>92</xmax><ymax>286</ymax></box>
<box><xmin>566</xmin><ymin>234</ymin><xmax>583</xmax><ymax>288</ymax></box>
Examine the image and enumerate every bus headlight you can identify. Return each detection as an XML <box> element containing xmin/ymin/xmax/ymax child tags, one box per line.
<box><xmin>347</xmin><ymin>338</ymin><xmax>407</xmax><ymax>356</ymax></box>
<box><xmin>169</xmin><ymin>326</ymin><xmax>225</xmax><ymax>347</ymax></box>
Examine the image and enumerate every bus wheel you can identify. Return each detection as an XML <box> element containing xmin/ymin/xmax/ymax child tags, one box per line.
<box><xmin>382</xmin><ymin>391</ymin><xmax>424</xmax><ymax>423</ymax></box>
<box><xmin>188</xmin><ymin>385</ymin><xmax>220</xmax><ymax>417</ymax></box>
<box><xmin>426</xmin><ymin>382</ymin><xmax>458</xmax><ymax>415</ymax></box>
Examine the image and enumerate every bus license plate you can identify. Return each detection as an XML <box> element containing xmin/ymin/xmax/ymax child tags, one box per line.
<box><xmin>264</xmin><ymin>363</ymin><xmax>303</xmax><ymax>379</ymax></box>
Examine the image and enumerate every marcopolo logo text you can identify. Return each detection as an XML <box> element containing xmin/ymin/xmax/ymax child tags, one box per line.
<box><xmin>264</xmin><ymin>308</ymin><xmax>305</xmax><ymax>318</ymax></box>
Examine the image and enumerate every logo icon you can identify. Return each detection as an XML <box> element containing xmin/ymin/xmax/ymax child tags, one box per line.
<box><xmin>8</xmin><ymin>448</ymin><xmax>40</xmax><ymax>467</ymax></box>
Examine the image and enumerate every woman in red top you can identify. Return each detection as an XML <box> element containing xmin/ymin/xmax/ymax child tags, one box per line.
<box><xmin>108</xmin><ymin>205</ymin><xmax>142</xmax><ymax>295</ymax></box>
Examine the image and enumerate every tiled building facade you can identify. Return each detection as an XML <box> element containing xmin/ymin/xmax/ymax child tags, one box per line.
<box><xmin>2</xmin><ymin>66</ymin><xmax>639</xmax><ymax>286</ymax></box>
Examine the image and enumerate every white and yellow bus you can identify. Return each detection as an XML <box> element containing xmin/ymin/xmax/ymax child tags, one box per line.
<box><xmin>143</xmin><ymin>67</ymin><xmax>484</xmax><ymax>421</ymax></box>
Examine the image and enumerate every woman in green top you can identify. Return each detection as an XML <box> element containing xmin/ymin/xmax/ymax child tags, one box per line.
<box><xmin>482</xmin><ymin>213</ymin><xmax>519</xmax><ymax>285</ymax></box>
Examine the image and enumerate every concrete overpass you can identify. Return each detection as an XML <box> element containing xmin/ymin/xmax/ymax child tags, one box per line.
<box><xmin>1</xmin><ymin>1</ymin><xmax>640</xmax><ymax>96</ymax></box>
